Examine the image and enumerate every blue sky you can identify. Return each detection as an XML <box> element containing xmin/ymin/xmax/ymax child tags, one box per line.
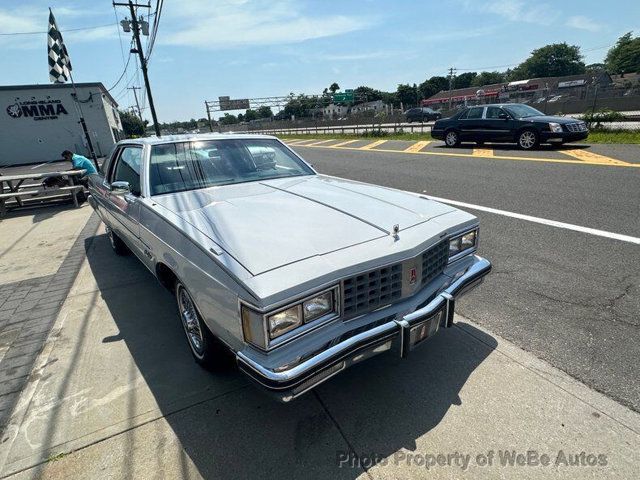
<box><xmin>2</xmin><ymin>0</ymin><xmax>638</xmax><ymax>121</ymax></box>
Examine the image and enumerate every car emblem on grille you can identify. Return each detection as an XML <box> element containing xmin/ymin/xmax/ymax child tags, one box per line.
<box><xmin>409</xmin><ymin>266</ymin><xmax>417</xmax><ymax>285</ymax></box>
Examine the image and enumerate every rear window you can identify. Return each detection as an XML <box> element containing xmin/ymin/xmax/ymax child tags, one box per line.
<box><xmin>149</xmin><ymin>138</ymin><xmax>314</xmax><ymax>196</ymax></box>
<box><xmin>462</xmin><ymin>107</ymin><xmax>484</xmax><ymax>119</ymax></box>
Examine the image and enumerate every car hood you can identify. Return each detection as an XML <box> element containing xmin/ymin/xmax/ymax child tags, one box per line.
<box><xmin>521</xmin><ymin>115</ymin><xmax>580</xmax><ymax>124</ymax></box>
<box><xmin>152</xmin><ymin>175</ymin><xmax>456</xmax><ymax>275</ymax></box>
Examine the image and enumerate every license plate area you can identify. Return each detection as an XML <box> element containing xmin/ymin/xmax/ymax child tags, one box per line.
<box><xmin>409</xmin><ymin>308</ymin><xmax>444</xmax><ymax>350</ymax></box>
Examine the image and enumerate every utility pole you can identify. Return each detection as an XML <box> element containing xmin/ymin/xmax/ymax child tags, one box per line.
<box><xmin>114</xmin><ymin>1</ymin><xmax>161</xmax><ymax>136</ymax></box>
<box><xmin>128</xmin><ymin>86</ymin><xmax>143</xmax><ymax>121</ymax></box>
<box><xmin>447</xmin><ymin>67</ymin><xmax>457</xmax><ymax>111</ymax></box>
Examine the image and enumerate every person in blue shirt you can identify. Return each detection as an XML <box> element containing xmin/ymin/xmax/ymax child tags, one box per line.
<box><xmin>61</xmin><ymin>150</ymin><xmax>98</xmax><ymax>175</ymax></box>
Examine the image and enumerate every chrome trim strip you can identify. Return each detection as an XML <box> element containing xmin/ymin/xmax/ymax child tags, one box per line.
<box><xmin>237</xmin><ymin>255</ymin><xmax>491</xmax><ymax>386</ymax></box>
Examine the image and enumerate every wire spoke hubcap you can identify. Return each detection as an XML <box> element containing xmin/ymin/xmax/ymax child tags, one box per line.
<box><xmin>178</xmin><ymin>287</ymin><xmax>204</xmax><ymax>355</ymax></box>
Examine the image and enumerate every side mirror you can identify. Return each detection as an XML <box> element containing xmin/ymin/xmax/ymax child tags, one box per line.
<box><xmin>110</xmin><ymin>181</ymin><xmax>131</xmax><ymax>196</ymax></box>
<box><xmin>498</xmin><ymin>112</ymin><xmax>509</xmax><ymax>120</ymax></box>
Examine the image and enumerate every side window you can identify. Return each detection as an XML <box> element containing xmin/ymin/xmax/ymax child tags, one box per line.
<box><xmin>465</xmin><ymin>107</ymin><xmax>484</xmax><ymax>119</ymax></box>
<box><xmin>486</xmin><ymin>106</ymin><xmax>503</xmax><ymax>119</ymax></box>
<box><xmin>111</xmin><ymin>147</ymin><xmax>142</xmax><ymax>196</ymax></box>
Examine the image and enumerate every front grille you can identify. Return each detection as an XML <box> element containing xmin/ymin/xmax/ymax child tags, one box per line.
<box><xmin>342</xmin><ymin>264</ymin><xmax>402</xmax><ymax>318</ymax></box>
<box><xmin>342</xmin><ymin>241</ymin><xmax>449</xmax><ymax>319</ymax></box>
<box><xmin>566</xmin><ymin>122</ymin><xmax>588</xmax><ymax>132</ymax></box>
<box><xmin>422</xmin><ymin>241</ymin><xmax>449</xmax><ymax>284</ymax></box>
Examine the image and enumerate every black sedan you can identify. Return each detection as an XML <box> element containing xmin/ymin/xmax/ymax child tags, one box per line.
<box><xmin>431</xmin><ymin>104</ymin><xmax>589</xmax><ymax>149</ymax></box>
<box><xmin>405</xmin><ymin>107</ymin><xmax>442</xmax><ymax>122</ymax></box>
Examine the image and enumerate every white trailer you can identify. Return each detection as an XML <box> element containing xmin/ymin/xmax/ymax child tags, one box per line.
<box><xmin>0</xmin><ymin>82</ymin><xmax>123</xmax><ymax>167</ymax></box>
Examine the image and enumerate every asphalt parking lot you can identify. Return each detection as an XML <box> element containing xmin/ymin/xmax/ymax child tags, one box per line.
<box><xmin>287</xmin><ymin>138</ymin><xmax>640</xmax><ymax>411</ymax></box>
<box><xmin>0</xmin><ymin>140</ymin><xmax>638</xmax><ymax>479</ymax></box>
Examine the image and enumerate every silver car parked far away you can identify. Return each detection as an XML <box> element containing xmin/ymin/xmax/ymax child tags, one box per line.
<box><xmin>87</xmin><ymin>134</ymin><xmax>491</xmax><ymax>401</ymax></box>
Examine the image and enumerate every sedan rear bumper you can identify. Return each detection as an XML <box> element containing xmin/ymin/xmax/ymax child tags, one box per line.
<box><xmin>236</xmin><ymin>255</ymin><xmax>491</xmax><ymax>402</ymax></box>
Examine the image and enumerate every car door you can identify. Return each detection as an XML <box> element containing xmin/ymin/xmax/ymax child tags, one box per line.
<box><xmin>483</xmin><ymin>106</ymin><xmax>513</xmax><ymax>142</ymax></box>
<box><xmin>458</xmin><ymin>106</ymin><xmax>485</xmax><ymax>141</ymax></box>
<box><xmin>106</xmin><ymin>145</ymin><xmax>144</xmax><ymax>254</ymax></box>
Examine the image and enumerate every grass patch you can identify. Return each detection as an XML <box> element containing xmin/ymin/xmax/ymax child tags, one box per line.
<box><xmin>47</xmin><ymin>452</ymin><xmax>68</xmax><ymax>462</ymax></box>
<box><xmin>277</xmin><ymin>129</ymin><xmax>640</xmax><ymax>144</ymax></box>
<box><xmin>585</xmin><ymin>129</ymin><xmax>640</xmax><ymax>144</ymax></box>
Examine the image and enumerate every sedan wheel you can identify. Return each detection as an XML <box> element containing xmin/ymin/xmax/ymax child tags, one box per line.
<box><xmin>177</xmin><ymin>283</ymin><xmax>206</xmax><ymax>360</ymax></box>
<box><xmin>518</xmin><ymin>130</ymin><xmax>539</xmax><ymax>150</ymax></box>
<box><xmin>445</xmin><ymin>130</ymin><xmax>460</xmax><ymax>147</ymax></box>
<box><xmin>107</xmin><ymin>228</ymin><xmax>128</xmax><ymax>256</ymax></box>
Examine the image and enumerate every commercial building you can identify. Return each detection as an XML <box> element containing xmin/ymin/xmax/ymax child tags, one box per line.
<box><xmin>0</xmin><ymin>82</ymin><xmax>123</xmax><ymax>167</ymax></box>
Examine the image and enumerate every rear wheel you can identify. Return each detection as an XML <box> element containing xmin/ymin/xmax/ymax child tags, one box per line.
<box><xmin>518</xmin><ymin>129</ymin><xmax>539</xmax><ymax>150</ymax></box>
<box><xmin>175</xmin><ymin>281</ymin><xmax>222</xmax><ymax>369</ymax></box>
<box><xmin>107</xmin><ymin>228</ymin><xmax>128</xmax><ymax>256</ymax></box>
<box><xmin>444</xmin><ymin>130</ymin><xmax>460</xmax><ymax>147</ymax></box>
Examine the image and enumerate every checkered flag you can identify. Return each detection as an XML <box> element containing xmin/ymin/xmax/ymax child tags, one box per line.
<box><xmin>48</xmin><ymin>9</ymin><xmax>72</xmax><ymax>83</ymax></box>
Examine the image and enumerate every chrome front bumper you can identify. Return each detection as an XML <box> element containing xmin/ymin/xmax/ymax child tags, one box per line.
<box><xmin>237</xmin><ymin>255</ymin><xmax>491</xmax><ymax>402</ymax></box>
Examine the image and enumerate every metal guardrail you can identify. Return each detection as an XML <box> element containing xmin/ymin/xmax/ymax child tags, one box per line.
<box><xmin>229</xmin><ymin>121</ymin><xmax>436</xmax><ymax>136</ymax></box>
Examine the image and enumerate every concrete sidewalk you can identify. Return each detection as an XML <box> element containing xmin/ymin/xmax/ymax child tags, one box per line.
<box><xmin>0</xmin><ymin>224</ymin><xmax>638</xmax><ymax>479</ymax></box>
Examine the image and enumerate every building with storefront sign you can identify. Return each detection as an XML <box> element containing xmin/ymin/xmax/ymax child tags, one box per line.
<box><xmin>0</xmin><ymin>82</ymin><xmax>123</xmax><ymax>167</ymax></box>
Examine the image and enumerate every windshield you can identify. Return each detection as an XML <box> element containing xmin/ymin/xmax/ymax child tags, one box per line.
<box><xmin>149</xmin><ymin>138</ymin><xmax>314</xmax><ymax>195</ymax></box>
<box><xmin>503</xmin><ymin>104</ymin><xmax>544</xmax><ymax>118</ymax></box>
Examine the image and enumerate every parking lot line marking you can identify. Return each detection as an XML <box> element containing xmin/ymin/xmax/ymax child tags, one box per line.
<box><xmin>288</xmin><ymin>139</ymin><xmax>319</xmax><ymax>145</ymax></box>
<box><xmin>293</xmin><ymin>142</ymin><xmax>640</xmax><ymax>169</ymax></box>
<box><xmin>330</xmin><ymin>139</ymin><xmax>359</xmax><ymax>148</ymax></box>
<box><xmin>560</xmin><ymin>149</ymin><xmax>631</xmax><ymax>166</ymax></box>
<box><xmin>404</xmin><ymin>141</ymin><xmax>431</xmax><ymax>153</ymax></box>
<box><xmin>306</xmin><ymin>139</ymin><xmax>336</xmax><ymax>146</ymax></box>
<box><xmin>359</xmin><ymin>140</ymin><xmax>388</xmax><ymax>150</ymax></box>
<box><xmin>473</xmin><ymin>148</ymin><xmax>494</xmax><ymax>157</ymax></box>
<box><xmin>420</xmin><ymin>194</ymin><xmax>640</xmax><ymax>245</ymax></box>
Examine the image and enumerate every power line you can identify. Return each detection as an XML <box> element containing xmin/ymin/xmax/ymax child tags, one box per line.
<box><xmin>0</xmin><ymin>23</ymin><xmax>113</xmax><ymax>36</ymax></box>
<box><xmin>107</xmin><ymin>49</ymin><xmax>133</xmax><ymax>91</ymax></box>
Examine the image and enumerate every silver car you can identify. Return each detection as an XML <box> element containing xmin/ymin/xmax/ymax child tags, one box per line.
<box><xmin>88</xmin><ymin>134</ymin><xmax>491</xmax><ymax>401</ymax></box>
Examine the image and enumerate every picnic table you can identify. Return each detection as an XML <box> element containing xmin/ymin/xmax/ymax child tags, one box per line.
<box><xmin>0</xmin><ymin>169</ymin><xmax>86</xmax><ymax>217</ymax></box>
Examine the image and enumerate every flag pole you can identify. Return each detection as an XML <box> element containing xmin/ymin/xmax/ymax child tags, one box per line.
<box><xmin>68</xmin><ymin>72</ymin><xmax>99</xmax><ymax>170</ymax></box>
<box><xmin>48</xmin><ymin>8</ymin><xmax>98</xmax><ymax>170</ymax></box>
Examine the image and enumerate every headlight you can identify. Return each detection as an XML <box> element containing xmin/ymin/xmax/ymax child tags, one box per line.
<box><xmin>303</xmin><ymin>291</ymin><xmax>333</xmax><ymax>322</ymax></box>
<box><xmin>241</xmin><ymin>286</ymin><xmax>339</xmax><ymax>349</ymax></box>
<box><xmin>268</xmin><ymin>305</ymin><xmax>302</xmax><ymax>339</ymax></box>
<box><xmin>449</xmin><ymin>228</ymin><xmax>478</xmax><ymax>261</ymax></box>
<box><xmin>549</xmin><ymin>122</ymin><xmax>563</xmax><ymax>133</ymax></box>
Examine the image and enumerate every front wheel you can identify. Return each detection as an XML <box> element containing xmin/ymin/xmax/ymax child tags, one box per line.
<box><xmin>444</xmin><ymin>130</ymin><xmax>461</xmax><ymax>147</ymax></box>
<box><xmin>175</xmin><ymin>282</ymin><xmax>221</xmax><ymax>369</ymax></box>
<box><xmin>107</xmin><ymin>228</ymin><xmax>128</xmax><ymax>256</ymax></box>
<box><xmin>518</xmin><ymin>129</ymin><xmax>539</xmax><ymax>150</ymax></box>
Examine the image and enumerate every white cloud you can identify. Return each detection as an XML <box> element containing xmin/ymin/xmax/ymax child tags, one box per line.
<box><xmin>463</xmin><ymin>0</ymin><xmax>559</xmax><ymax>26</ymax></box>
<box><xmin>160</xmin><ymin>0</ymin><xmax>375</xmax><ymax>49</ymax></box>
<box><xmin>0</xmin><ymin>5</ymin><xmax>116</xmax><ymax>50</ymax></box>
<box><xmin>566</xmin><ymin>15</ymin><xmax>602</xmax><ymax>32</ymax></box>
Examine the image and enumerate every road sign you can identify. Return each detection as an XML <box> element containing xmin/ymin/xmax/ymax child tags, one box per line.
<box><xmin>218</xmin><ymin>96</ymin><xmax>250</xmax><ymax>111</ymax></box>
<box><xmin>333</xmin><ymin>91</ymin><xmax>354</xmax><ymax>103</ymax></box>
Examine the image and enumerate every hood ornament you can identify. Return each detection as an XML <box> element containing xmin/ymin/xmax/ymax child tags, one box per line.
<box><xmin>392</xmin><ymin>224</ymin><xmax>400</xmax><ymax>240</ymax></box>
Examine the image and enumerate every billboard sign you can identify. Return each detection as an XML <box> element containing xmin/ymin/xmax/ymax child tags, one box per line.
<box><xmin>218</xmin><ymin>96</ymin><xmax>250</xmax><ymax>110</ymax></box>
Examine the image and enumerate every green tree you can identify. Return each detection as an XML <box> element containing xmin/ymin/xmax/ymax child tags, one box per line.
<box><xmin>243</xmin><ymin>109</ymin><xmax>258</xmax><ymax>122</ymax></box>
<box><xmin>118</xmin><ymin>110</ymin><xmax>146</xmax><ymax>137</ymax></box>
<box><xmin>418</xmin><ymin>76</ymin><xmax>448</xmax><ymax>99</ymax></box>
<box><xmin>257</xmin><ymin>106</ymin><xmax>273</xmax><ymax>118</ymax></box>
<box><xmin>471</xmin><ymin>71</ymin><xmax>506</xmax><ymax>86</ymax></box>
<box><xmin>329</xmin><ymin>82</ymin><xmax>340</xmax><ymax>93</ymax></box>
<box><xmin>219</xmin><ymin>113</ymin><xmax>238</xmax><ymax>125</ymax></box>
<box><xmin>510</xmin><ymin>43</ymin><xmax>585</xmax><ymax>80</ymax></box>
<box><xmin>396</xmin><ymin>83</ymin><xmax>419</xmax><ymax>107</ymax></box>
<box><xmin>454</xmin><ymin>72</ymin><xmax>477</xmax><ymax>89</ymax></box>
<box><xmin>605</xmin><ymin>32</ymin><xmax>640</xmax><ymax>74</ymax></box>
<box><xmin>354</xmin><ymin>86</ymin><xmax>383</xmax><ymax>102</ymax></box>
